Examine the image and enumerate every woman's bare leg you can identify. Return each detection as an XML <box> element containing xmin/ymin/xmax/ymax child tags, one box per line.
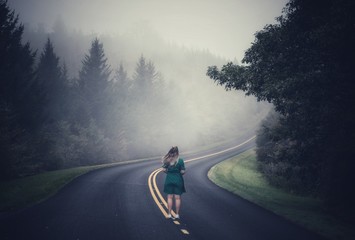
<box><xmin>167</xmin><ymin>194</ymin><xmax>173</xmax><ymax>215</ymax></box>
<box><xmin>175</xmin><ymin>194</ymin><xmax>181</xmax><ymax>215</ymax></box>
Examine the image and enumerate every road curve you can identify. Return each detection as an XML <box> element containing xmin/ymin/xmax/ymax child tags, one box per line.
<box><xmin>0</xmin><ymin>137</ymin><xmax>324</xmax><ymax>240</ymax></box>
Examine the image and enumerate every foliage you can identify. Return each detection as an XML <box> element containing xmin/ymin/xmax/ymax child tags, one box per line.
<box><xmin>0</xmin><ymin>1</ymin><xmax>35</xmax><ymax>113</ymax></box>
<box><xmin>208</xmin><ymin>149</ymin><xmax>355</xmax><ymax>240</ymax></box>
<box><xmin>0</xmin><ymin>163</ymin><xmax>108</xmax><ymax>211</ymax></box>
<box><xmin>78</xmin><ymin>38</ymin><xmax>111</xmax><ymax>127</ymax></box>
<box><xmin>118</xmin><ymin>55</ymin><xmax>171</xmax><ymax>157</ymax></box>
<box><xmin>256</xmin><ymin>110</ymin><xmax>318</xmax><ymax>193</ymax></box>
<box><xmin>0</xmin><ymin>0</ymin><xmax>36</xmax><ymax>180</ymax></box>
<box><xmin>1</xmin><ymin>0</ymin><xmax>265</xmax><ymax>181</ymax></box>
<box><xmin>207</xmin><ymin>0</ymin><xmax>355</xmax><ymax>217</ymax></box>
<box><xmin>34</xmin><ymin>38</ymin><xmax>65</xmax><ymax>125</ymax></box>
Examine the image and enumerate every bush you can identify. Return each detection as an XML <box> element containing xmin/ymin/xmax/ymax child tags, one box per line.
<box><xmin>256</xmin><ymin>110</ymin><xmax>320</xmax><ymax>194</ymax></box>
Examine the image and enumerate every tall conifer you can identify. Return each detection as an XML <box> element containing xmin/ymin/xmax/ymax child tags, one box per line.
<box><xmin>79</xmin><ymin>38</ymin><xmax>111</xmax><ymax>126</ymax></box>
<box><xmin>34</xmin><ymin>38</ymin><xmax>64</xmax><ymax>124</ymax></box>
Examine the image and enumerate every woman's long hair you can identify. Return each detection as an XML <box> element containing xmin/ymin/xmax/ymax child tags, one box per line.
<box><xmin>162</xmin><ymin>146</ymin><xmax>179</xmax><ymax>165</ymax></box>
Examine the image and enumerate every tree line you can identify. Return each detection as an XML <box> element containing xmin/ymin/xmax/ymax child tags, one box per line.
<box><xmin>2</xmin><ymin>0</ymin><xmax>264</xmax><ymax>181</ymax></box>
<box><xmin>207</xmin><ymin>0</ymin><xmax>355</xmax><ymax>220</ymax></box>
<box><xmin>0</xmin><ymin>0</ymin><xmax>174</xmax><ymax>179</ymax></box>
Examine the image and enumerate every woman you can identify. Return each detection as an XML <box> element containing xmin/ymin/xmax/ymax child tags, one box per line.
<box><xmin>162</xmin><ymin>146</ymin><xmax>186</xmax><ymax>219</ymax></box>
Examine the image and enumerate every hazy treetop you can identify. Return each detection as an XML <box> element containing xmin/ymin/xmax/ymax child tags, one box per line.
<box><xmin>8</xmin><ymin>0</ymin><xmax>287</xmax><ymax>61</ymax></box>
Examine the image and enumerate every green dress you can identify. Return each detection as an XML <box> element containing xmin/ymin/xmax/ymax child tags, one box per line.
<box><xmin>163</xmin><ymin>158</ymin><xmax>186</xmax><ymax>195</ymax></box>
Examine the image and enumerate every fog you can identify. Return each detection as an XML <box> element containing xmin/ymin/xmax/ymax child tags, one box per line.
<box><xmin>7</xmin><ymin>0</ymin><xmax>286</xmax><ymax>158</ymax></box>
<box><xmin>8</xmin><ymin>0</ymin><xmax>286</xmax><ymax>61</ymax></box>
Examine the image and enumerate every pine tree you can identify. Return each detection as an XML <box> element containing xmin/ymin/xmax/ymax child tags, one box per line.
<box><xmin>131</xmin><ymin>55</ymin><xmax>161</xmax><ymax>104</ymax></box>
<box><xmin>112</xmin><ymin>63</ymin><xmax>129</xmax><ymax>96</ymax></box>
<box><xmin>0</xmin><ymin>0</ymin><xmax>35</xmax><ymax>125</ymax></box>
<box><xmin>34</xmin><ymin>38</ymin><xmax>64</xmax><ymax>125</ymax></box>
<box><xmin>61</xmin><ymin>62</ymin><xmax>69</xmax><ymax>84</ymax></box>
<box><xmin>79</xmin><ymin>38</ymin><xmax>111</xmax><ymax>126</ymax></box>
<box><xmin>115</xmin><ymin>64</ymin><xmax>128</xmax><ymax>83</ymax></box>
<box><xmin>0</xmin><ymin>0</ymin><xmax>36</xmax><ymax>179</ymax></box>
<box><xmin>105</xmin><ymin>64</ymin><xmax>129</xmax><ymax>136</ymax></box>
<box><xmin>126</xmin><ymin>56</ymin><xmax>169</xmax><ymax>153</ymax></box>
<box><xmin>132</xmin><ymin>56</ymin><xmax>158</xmax><ymax>88</ymax></box>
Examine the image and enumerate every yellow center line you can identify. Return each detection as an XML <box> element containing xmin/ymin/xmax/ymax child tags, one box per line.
<box><xmin>148</xmin><ymin>169</ymin><xmax>168</xmax><ymax>218</ymax></box>
<box><xmin>148</xmin><ymin>136</ymin><xmax>256</xmax><ymax>234</ymax></box>
<box><xmin>152</xmin><ymin>168</ymin><xmax>178</xmax><ymax>218</ymax></box>
<box><xmin>152</xmin><ymin>169</ymin><xmax>166</xmax><ymax>207</ymax></box>
<box><xmin>181</xmin><ymin>229</ymin><xmax>190</xmax><ymax>234</ymax></box>
<box><xmin>185</xmin><ymin>136</ymin><xmax>256</xmax><ymax>163</ymax></box>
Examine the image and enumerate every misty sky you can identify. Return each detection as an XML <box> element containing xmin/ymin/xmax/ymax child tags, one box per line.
<box><xmin>8</xmin><ymin>0</ymin><xmax>287</xmax><ymax>61</ymax></box>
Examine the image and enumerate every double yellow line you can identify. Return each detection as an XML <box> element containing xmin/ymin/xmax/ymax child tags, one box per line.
<box><xmin>148</xmin><ymin>168</ymin><xmax>177</xmax><ymax>218</ymax></box>
<box><xmin>148</xmin><ymin>136</ymin><xmax>256</xmax><ymax>220</ymax></box>
<box><xmin>148</xmin><ymin>168</ymin><xmax>188</xmax><ymax>234</ymax></box>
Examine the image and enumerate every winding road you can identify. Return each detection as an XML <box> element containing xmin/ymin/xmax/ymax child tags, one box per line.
<box><xmin>0</xmin><ymin>137</ymin><xmax>324</xmax><ymax>240</ymax></box>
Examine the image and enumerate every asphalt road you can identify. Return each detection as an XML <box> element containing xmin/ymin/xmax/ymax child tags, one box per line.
<box><xmin>0</xmin><ymin>138</ymin><xmax>325</xmax><ymax>240</ymax></box>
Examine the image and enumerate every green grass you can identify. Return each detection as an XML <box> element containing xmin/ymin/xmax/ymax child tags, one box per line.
<box><xmin>208</xmin><ymin>149</ymin><xmax>355</xmax><ymax>240</ymax></box>
<box><xmin>0</xmin><ymin>166</ymin><xmax>101</xmax><ymax>211</ymax></box>
<box><xmin>0</xmin><ymin>158</ymin><xmax>151</xmax><ymax>212</ymax></box>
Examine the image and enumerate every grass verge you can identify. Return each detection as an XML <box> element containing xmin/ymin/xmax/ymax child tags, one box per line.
<box><xmin>0</xmin><ymin>165</ymin><xmax>107</xmax><ymax>212</ymax></box>
<box><xmin>208</xmin><ymin>149</ymin><xmax>355</xmax><ymax>240</ymax></box>
<box><xmin>0</xmin><ymin>158</ymin><xmax>154</xmax><ymax>212</ymax></box>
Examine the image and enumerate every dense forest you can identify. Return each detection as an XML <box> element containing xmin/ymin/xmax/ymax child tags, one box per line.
<box><xmin>207</xmin><ymin>0</ymin><xmax>355</xmax><ymax>220</ymax></box>
<box><xmin>0</xmin><ymin>0</ymin><xmax>267</xmax><ymax>180</ymax></box>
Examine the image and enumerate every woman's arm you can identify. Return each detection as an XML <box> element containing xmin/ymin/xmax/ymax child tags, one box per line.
<box><xmin>179</xmin><ymin>159</ymin><xmax>186</xmax><ymax>175</ymax></box>
<box><xmin>162</xmin><ymin>163</ymin><xmax>168</xmax><ymax>173</ymax></box>
<box><xmin>163</xmin><ymin>168</ymin><xmax>168</xmax><ymax>173</ymax></box>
